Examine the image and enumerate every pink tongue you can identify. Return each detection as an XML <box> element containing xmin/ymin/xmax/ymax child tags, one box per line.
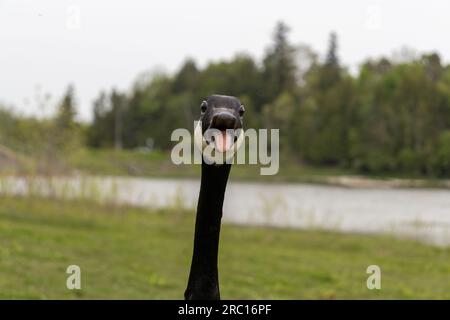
<box><xmin>216</xmin><ymin>131</ymin><xmax>232</xmax><ymax>152</ymax></box>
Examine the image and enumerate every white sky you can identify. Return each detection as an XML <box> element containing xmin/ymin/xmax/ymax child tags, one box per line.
<box><xmin>1</xmin><ymin>0</ymin><xmax>449</xmax><ymax>121</ymax></box>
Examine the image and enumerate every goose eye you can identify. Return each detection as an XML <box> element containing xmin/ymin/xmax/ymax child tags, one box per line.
<box><xmin>239</xmin><ymin>105</ymin><xmax>245</xmax><ymax>117</ymax></box>
<box><xmin>200</xmin><ymin>101</ymin><xmax>207</xmax><ymax>114</ymax></box>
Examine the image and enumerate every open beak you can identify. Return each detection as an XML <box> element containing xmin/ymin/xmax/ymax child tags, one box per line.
<box><xmin>212</xmin><ymin>130</ymin><xmax>234</xmax><ymax>153</ymax></box>
<box><xmin>207</xmin><ymin>111</ymin><xmax>238</xmax><ymax>153</ymax></box>
<box><xmin>194</xmin><ymin>121</ymin><xmax>244</xmax><ymax>161</ymax></box>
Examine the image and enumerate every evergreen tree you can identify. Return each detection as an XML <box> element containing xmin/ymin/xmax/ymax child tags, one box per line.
<box><xmin>56</xmin><ymin>85</ymin><xmax>76</xmax><ymax>130</ymax></box>
<box><xmin>262</xmin><ymin>22</ymin><xmax>298</xmax><ymax>102</ymax></box>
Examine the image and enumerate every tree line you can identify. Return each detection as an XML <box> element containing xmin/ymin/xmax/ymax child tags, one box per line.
<box><xmin>2</xmin><ymin>22</ymin><xmax>450</xmax><ymax>177</ymax></box>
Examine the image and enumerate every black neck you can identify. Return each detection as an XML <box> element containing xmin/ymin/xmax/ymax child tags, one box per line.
<box><xmin>185</xmin><ymin>162</ymin><xmax>231</xmax><ymax>300</ymax></box>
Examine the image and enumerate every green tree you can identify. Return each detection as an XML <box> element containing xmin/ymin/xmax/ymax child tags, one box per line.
<box><xmin>262</xmin><ymin>22</ymin><xmax>298</xmax><ymax>102</ymax></box>
<box><xmin>55</xmin><ymin>85</ymin><xmax>76</xmax><ymax>130</ymax></box>
<box><xmin>87</xmin><ymin>91</ymin><xmax>114</xmax><ymax>148</ymax></box>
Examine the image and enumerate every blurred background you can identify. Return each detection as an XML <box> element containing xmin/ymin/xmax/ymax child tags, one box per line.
<box><xmin>0</xmin><ymin>0</ymin><xmax>449</xmax><ymax>299</ymax></box>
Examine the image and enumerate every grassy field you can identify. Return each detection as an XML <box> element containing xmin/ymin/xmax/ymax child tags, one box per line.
<box><xmin>2</xmin><ymin>145</ymin><xmax>450</xmax><ymax>188</ymax></box>
<box><xmin>0</xmin><ymin>196</ymin><xmax>449</xmax><ymax>299</ymax></box>
<box><xmin>65</xmin><ymin>148</ymin><xmax>351</xmax><ymax>183</ymax></box>
<box><xmin>63</xmin><ymin>148</ymin><xmax>450</xmax><ymax>188</ymax></box>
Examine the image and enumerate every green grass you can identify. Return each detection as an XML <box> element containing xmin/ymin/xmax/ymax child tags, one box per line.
<box><xmin>66</xmin><ymin>147</ymin><xmax>348</xmax><ymax>182</ymax></box>
<box><xmin>65</xmin><ymin>148</ymin><xmax>450</xmax><ymax>187</ymax></box>
<box><xmin>0</xmin><ymin>196</ymin><xmax>449</xmax><ymax>299</ymax></box>
<box><xmin>3</xmin><ymin>145</ymin><xmax>449</xmax><ymax>187</ymax></box>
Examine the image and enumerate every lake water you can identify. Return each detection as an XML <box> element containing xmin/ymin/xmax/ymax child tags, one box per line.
<box><xmin>2</xmin><ymin>176</ymin><xmax>450</xmax><ymax>246</ymax></box>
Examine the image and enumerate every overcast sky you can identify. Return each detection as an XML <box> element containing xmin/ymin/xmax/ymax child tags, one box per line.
<box><xmin>1</xmin><ymin>0</ymin><xmax>449</xmax><ymax>121</ymax></box>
